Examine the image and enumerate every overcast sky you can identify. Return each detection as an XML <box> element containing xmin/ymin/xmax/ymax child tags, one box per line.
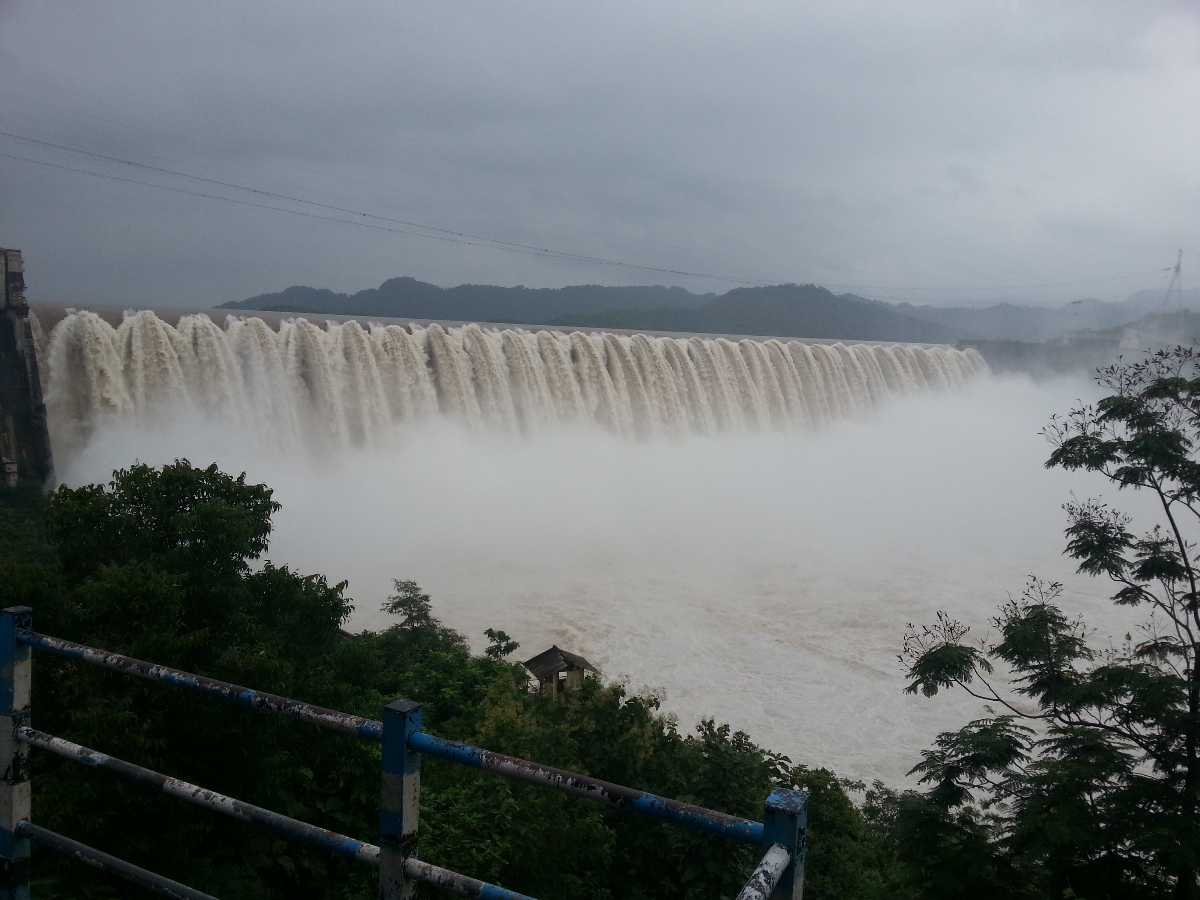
<box><xmin>1</xmin><ymin>1</ymin><xmax>1196</xmax><ymax>308</ymax></box>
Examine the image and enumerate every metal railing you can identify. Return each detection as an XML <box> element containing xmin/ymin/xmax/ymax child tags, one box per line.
<box><xmin>0</xmin><ymin>607</ymin><xmax>808</xmax><ymax>898</ymax></box>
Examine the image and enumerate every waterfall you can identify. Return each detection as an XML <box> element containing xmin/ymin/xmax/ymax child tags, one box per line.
<box><xmin>664</xmin><ymin>338</ymin><xmax>716</xmax><ymax>435</ymax></box>
<box><xmin>37</xmin><ymin>310</ymin><xmax>990</xmax><ymax>457</ymax></box>
<box><xmin>463</xmin><ymin>324</ymin><xmax>519</xmax><ymax>432</ymax></box>
<box><xmin>426</xmin><ymin>323</ymin><xmax>483</xmax><ymax>426</ymax></box>
<box><xmin>42</xmin><ymin>310</ymin><xmax>133</xmax><ymax>459</ymax></box>
<box><xmin>501</xmin><ymin>329</ymin><xmax>554</xmax><ymax>434</ymax></box>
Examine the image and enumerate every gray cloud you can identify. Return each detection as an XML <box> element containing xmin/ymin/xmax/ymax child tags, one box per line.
<box><xmin>1</xmin><ymin>0</ymin><xmax>1196</xmax><ymax>307</ymax></box>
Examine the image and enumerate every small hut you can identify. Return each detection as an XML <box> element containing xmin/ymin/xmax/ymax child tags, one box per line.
<box><xmin>523</xmin><ymin>645</ymin><xmax>599</xmax><ymax>698</ymax></box>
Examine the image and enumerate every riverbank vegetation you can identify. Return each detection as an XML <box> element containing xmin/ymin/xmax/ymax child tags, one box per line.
<box><xmin>0</xmin><ymin>465</ymin><xmax>912</xmax><ymax>899</ymax></box>
<box><xmin>3</xmin><ymin>345</ymin><xmax>1197</xmax><ymax>898</ymax></box>
<box><xmin>904</xmin><ymin>346</ymin><xmax>1200</xmax><ymax>899</ymax></box>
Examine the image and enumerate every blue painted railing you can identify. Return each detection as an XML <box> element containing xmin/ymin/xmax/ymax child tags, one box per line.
<box><xmin>0</xmin><ymin>607</ymin><xmax>808</xmax><ymax>898</ymax></box>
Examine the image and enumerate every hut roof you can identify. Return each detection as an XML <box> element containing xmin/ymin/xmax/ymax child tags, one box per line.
<box><xmin>523</xmin><ymin>645</ymin><xmax>599</xmax><ymax>680</ymax></box>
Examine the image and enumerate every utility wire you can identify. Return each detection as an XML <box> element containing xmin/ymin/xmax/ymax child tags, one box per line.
<box><xmin>825</xmin><ymin>270</ymin><xmax>1158</xmax><ymax>294</ymax></box>
<box><xmin>1</xmin><ymin>152</ymin><xmax>483</xmax><ymax>244</ymax></box>
<box><xmin>0</xmin><ymin>128</ymin><xmax>1169</xmax><ymax>297</ymax></box>
<box><xmin>0</xmin><ymin>130</ymin><xmax>760</xmax><ymax>285</ymax></box>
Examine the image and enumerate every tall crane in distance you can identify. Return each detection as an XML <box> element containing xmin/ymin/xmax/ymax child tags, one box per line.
<box><xmin>1163</xmin><ymin>249</ymin><xmax>1184</xmax><ymax>310</ymax></box>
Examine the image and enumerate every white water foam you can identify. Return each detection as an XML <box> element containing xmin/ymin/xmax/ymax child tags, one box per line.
<box><xmin>52</xmin><ymin>351</ymin><xmax>1139</xmax><ymax>785</ymax></box>
<box><xmin>38</xmin><ymin>310</ymin><xmax>986</xmax><ymax>466</ymax></box>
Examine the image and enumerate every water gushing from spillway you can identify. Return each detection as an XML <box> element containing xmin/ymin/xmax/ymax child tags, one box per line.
<box><xmin>37</xmin><ymin>310</ymin><xmax>987</xmax><ymax>460</ymax></box>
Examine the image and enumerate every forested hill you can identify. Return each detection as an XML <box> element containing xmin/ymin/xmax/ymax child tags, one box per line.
<box><xmin>223</xmin><ymin>277</ymin><xmax>1200</xmax><ymax>344</ymax></box>
<box><xmin>223</xmin><ymin>278</ymin><xmax>711</xmax><ymax>325</ymax></box>
<box><xmin>221</xmin><ymin>278</ymin><xmax>954</xmax><ymax>343</ymax></box>
<box><xmin>556</xmin><ymin>284</ymin><xmax>954</xmax><ymax>342</ymax></box>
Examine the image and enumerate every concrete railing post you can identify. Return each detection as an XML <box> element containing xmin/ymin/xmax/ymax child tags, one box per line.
<box><xmin>0</xmin><ymin>608</ymin><xmax>31</xmax><ymax>900</ymax></box>
<box><xmin>763</xmin><ymin>788</ymin><xmax>808</xmax><ymax>900</ymax></box>
<box><xmin>379</xmin><ymin>699</ymin><xmax>422</xmax><ymax>900</ymax></box>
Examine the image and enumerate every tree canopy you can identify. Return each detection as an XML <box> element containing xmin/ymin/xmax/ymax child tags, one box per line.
<box><xmin>903</xmin><ymin>346</ymin><xmax>1200</xmax><ymax>899</ymax></box>
<box><xmin>0</xmin><ymin>459</ymin><xmax>910</xmax><ymax>899</ymax></box>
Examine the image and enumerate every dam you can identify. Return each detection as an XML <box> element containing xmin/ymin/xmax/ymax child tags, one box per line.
<box><xmin>27</xmin><ymin>301</ymin><xmax>1077</xmax><ymax>790</ymax></box>
<box><xmin>32</xmin><ymin>305</ymin><xmax>987</xmax><ymax>464</ymax></box>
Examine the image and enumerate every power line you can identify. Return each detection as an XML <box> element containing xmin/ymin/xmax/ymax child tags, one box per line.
<box><xmin>1162</xmin><ymin>249</ymin><xmax>1183</xmax><ymax>310</ymax></box>
<box><xmin>826</xmin><ymin>270</ymin><xmax>1157</xmax><ymax>294</ymax></box>
<box><xmin>0</xmin><ymin>129</ymin><xmax>1171</xmax><ymax>298</ymax></box>
<box><xmin>0</xmin><ymin>151</ymin><xmax>482</xmax><ymax>243</ymax></box>
<box><xmin>0</xmin><ymin>130</ymin><xmax>761</xmax><ymax>284</ymax></box>
<box><xmin>0</xmin><ymin>129</ymin><xmax>490</xmax><ymax>238</ymax></box>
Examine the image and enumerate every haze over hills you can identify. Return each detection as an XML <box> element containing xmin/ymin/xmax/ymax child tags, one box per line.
<box><xmin>221</xmin><ymin>279</ymin><xmax>957</xmax><ymax>343</ymax></box>
<box><xmin>898</xmin><ymin>287</ymin><xmax>1200</xmax><ymax>342</ymax></box>
<box><xmin>221</xmin><ymin>277</ymin><xmax>1198</xmax><ymax>346</ymax></box>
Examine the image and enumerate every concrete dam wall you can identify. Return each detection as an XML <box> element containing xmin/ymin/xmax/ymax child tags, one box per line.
<box><xmin>0</xmin><ymin>251</ymin><xmax>52</xmax><ymax>486</ymax></box>
<box><xmin>31</xmin><ymin>304</ymin><xmax>987</xmax><ymax>467</ymax></box>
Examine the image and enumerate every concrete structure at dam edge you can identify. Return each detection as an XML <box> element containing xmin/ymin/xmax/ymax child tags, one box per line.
<box><xmin>0</xmin><ymin>250</ymin><xmax>53</xmax><ymax>487</ymax></box>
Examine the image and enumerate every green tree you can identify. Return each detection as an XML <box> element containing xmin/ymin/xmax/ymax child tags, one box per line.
<box><xmin>1</xmin><ymin>458</ymin><xmax>909</xmax><ymax>899</ymax></box>
<box><xmin>13</xmin><ymin>461</ymin><xmax>377</xmax><ymax>897</ymax></box>
<box><xmin>483</xmin><ymin>627</ymin><xmax>519</xmax><ymax>660</ymax></box>
<box><xmin>383</xmin><ymin>579</ymin><xmax>435</xmax><ymax>629</ymax></box>
<box><xmin>902</xmin><ymin>347</ymin><xmax>1200</xmax><ymax>899</ymax></box>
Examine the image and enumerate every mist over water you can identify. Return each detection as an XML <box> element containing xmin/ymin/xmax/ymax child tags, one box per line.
<box><xmin>47</xmin><ymin>314</ymin><xmax>1135</xmax><ymax>782</ymax></box>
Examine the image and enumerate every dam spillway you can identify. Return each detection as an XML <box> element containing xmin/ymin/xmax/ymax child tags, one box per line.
<box><xmin>34</xmin><ymin>308</ymin><xmax>988</xmax><ymax>460</ymax></box>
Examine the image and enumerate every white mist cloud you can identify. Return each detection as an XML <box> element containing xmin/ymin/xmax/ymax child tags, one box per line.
<box><xmin>59</xmin><ymin>373</ymin><xmax>1144</xmax><ymax>783</ymax></box>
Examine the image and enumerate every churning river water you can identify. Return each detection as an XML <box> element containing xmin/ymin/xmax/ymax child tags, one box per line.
<box><xmin>41</xmin><ymin>310</ymin><xmax>1134</xmax><ymax>784</ymax></box>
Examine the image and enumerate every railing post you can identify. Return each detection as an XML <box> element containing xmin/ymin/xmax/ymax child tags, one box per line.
<box><xmin>763</xmin><ymin>788</ymin><xmax>807</xmax><ymax>900</ymax></box>
<box><xmin>0</xmin><ymin>608</ymin><xmax>31</xmax><ymax>900</ymax></box>
<box><xmin>379</xmin><ymin>699</ymin><xmax>422</xmax><ymax>900</ymax></box>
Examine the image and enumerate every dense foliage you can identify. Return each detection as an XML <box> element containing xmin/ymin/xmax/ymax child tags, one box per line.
<box><xmin>12</xmin><ymin>347</ymin><xmax>1199</xmax><ymax>898</ymax></box>
<box><xmin>903</xmin><ymin>346</ymin><xmax>1200</xmax><ymax>899</ymax></box>
<box><xmin>0</xmin><ymin>461</ymin><xmax>910</xmax><ymax>899</ymax></box>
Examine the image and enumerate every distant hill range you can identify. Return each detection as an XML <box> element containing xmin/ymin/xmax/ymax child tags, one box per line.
<box><xmin>221</xmin><ymin>276</ymin><xmax>1200</xmax><ymax>346</ymax></box>
<box><xmin>898</xmin><ymin>287</ymin><xmax>1200</xmax><ymax>342</ymax></box>
<box><xmin>970</xmin><ymin>310</ymin><xmax>1200</xmax><ymax>376</ymax></box>
<box><xmin>221</xmin><ymin>278</ymin><xmax>953</xmax><ymax>343</ymax></box>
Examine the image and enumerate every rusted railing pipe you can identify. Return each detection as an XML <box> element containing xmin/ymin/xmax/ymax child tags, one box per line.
<box><xmin>16</xmin><ymin>630</ymin><xmax>382</xmax><ymax>739</ymax></box>
<box><xmin>19</xmin><ymin>728</ymin><xmax>536</xmax><ymax>900</ymax></box>
<box><xmin>16</xmin><ymin>822</ymin><xmax>217</xmax><ymax>900</ymax></box>
<box><xmin>735</xmin><ymin>844</ymin><xmax>791</xmax><ymax>900</ymax></box>
<box><xmin>18</xmin><ymin>727</ymin><xmax>379</xmax><ymax>865</ymax></box>
<box><xmin>19</xmin><ymin>630</ymin><xmax>766</xmax><ymax>847</ymax></box>
<box><xmin>408</xmin><ymin>730</ymin><xmax>765</xmax><ymax>844</ymax></box>
<box><xmin>403</xmin><ymin>858</ymin><xmax>536</xmax><ymax>900</ymax></box>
